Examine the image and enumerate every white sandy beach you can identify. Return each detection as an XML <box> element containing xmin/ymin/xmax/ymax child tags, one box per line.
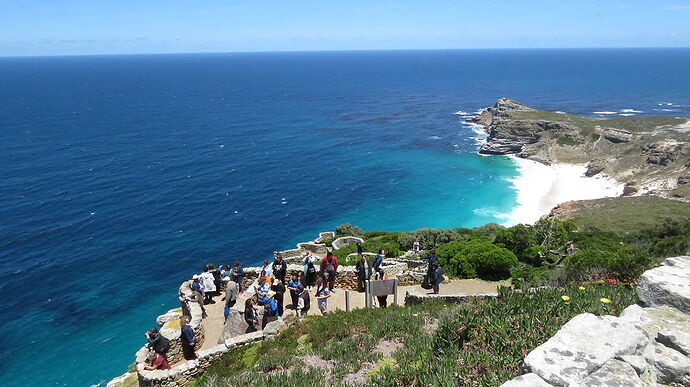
<box><xmin>505</xmin><ymin>157</ymin><xmax>624</xmax><ymax>225</ymax></box>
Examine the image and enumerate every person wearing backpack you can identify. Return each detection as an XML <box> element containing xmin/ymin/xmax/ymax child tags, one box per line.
<box><xmin>320</xmin><ymin>250</ymin><xmax>339</xmax><ymax>292</ymax></box>
<box><xmin>261</xmin><ymin>291</ymin><xmax>279</xmax><ymax>329</ymax></box>
<box><xmin>296</xmin><ymin>285</ymin><xmax>311</xmax><ymax>317</ymax></box>
<box><xmin>302</xmin><ymin>252</ymin><xmax>316</xmax><ymax>290</ymax></box>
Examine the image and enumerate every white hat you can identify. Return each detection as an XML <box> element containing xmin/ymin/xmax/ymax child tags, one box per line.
<box><xmin>223</xmin><ymin>276</ymin><xmax>231</xmax><ymax>282</ymax></box>
<box><xmin>192</xmin><ymin>274</ymin><xmax>199</xmax><ymax>280</ymax></box>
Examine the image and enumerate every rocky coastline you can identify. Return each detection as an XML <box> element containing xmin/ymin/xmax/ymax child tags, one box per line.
<box><xmin>469</xmin><ymin>98</ymin><xmax>690</xmax><ymax>200</ymax></box>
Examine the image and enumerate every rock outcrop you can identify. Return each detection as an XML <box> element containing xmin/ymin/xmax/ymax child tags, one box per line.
<box><xmin>644</xmin><ymin>141</ymin><xmax>685</xmax><ymax>166</ymax></box>
<box><xmin>603</xmin><ymin>128</ymin><xmax>635</xmax><ymax>143</ymax></box>
<box><xmin>501</xmin><ymin>256</ymin><xmax>690</xmax><ymax>387</ymax></box>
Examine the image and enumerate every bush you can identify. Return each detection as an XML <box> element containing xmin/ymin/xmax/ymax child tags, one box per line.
<box><xmin>510</xmin><ymin>264</ymin><xmax>552</xmax><ymax>289</ymax></box>
<box><xmin>397</xmin><ymin>228</ymin><xmax>478</xmax><ymax>251</ymax></box>
<box><xmin>564</xmin><ymin>247</ymin><xmax>652</xmax><ymax>280</ymax></box>
<box><xmin>438</xmin><ymin>240</ymin><xmax>518</xmax><ymax>280</ymax></box>
<box><xmin>335</xmin><ymin>223</ymin><xmax>364</xmax><ymax>237</ymax></box>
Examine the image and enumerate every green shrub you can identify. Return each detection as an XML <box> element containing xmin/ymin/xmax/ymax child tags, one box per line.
<box><xmin>510</xmin><ymin>264</ymin><xmax>552</xmax><ymax>289</ymax></box>
<box><xmin>335</xmin><ymin>223</ymin><xmax>364</xmax><ymax>237</ymax></box>
<box><xmin>438</xmin><ymin>240</ymin><xmax>518</xmax><ymax>280</ymax></box>
<box><xmin>564</xmin><ymin>247</ymin><xmax>652</xmax><ymax>280</ymax></box>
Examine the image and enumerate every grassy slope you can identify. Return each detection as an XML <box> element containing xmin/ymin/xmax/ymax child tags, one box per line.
<box><xmin>551</xmin><ymin>196</ymin><xmax>690</xmax><ymax>235</ymax></box>
<box><xmin>195</xmin><ymin>284</ymin><xmax>636</xmax><ymax>387</ymax></box>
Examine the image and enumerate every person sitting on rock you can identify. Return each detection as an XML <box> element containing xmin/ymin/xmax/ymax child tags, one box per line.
<box><xmin>144</xmin><ymin>350</ymin><xmax>171</xmax><ymax>370</ymax></box>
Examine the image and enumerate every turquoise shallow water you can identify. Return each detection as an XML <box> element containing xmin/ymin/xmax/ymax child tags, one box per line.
<box><xmin>1</xmin><ymin>49</ymin><xmax>689</xmax><ymax>386</ymax></box>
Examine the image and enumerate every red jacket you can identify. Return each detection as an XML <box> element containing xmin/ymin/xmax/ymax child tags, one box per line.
<box><xmin>320</xmin><ymin>256</ymin><xmax>339</xmax><ymax>272</ymax></box>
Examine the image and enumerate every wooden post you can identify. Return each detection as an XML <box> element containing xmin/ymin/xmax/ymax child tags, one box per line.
<box><xmin>345</xmin><ymin>289</ymin><xmax>350</xmax><ymax>312</ymax></box>
<box><xmin>393</xmin><ymin>278</ymin><xmax>398</xmax><ymax>306</ymax></box>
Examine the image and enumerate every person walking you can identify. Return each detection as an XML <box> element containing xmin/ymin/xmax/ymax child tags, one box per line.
<box><xmin>230</xmin><ymin>261</ymin><xmax>245</xmax><ymax>293</ymax></box>
<box><xmin>272</xmin><ymin>253</ymin><xmax>288</xmax><ymax>284</ymax></box>
<box><xmin>431</xmin><ymin>262</ymin><xmax>444</xmax><ymax>295</ymax></box>
<box><xmin>373</xmin><ymin>249</ymin><xmax>385</xmax><ymax>280</ymax></box>
<box><xmin>302</xmin><ymin>252</ymin><xmax>317</xmax><ymax>290</ymax></box>
<box><xmin>180</xmin><ymin>315</ymin><xmax>197</xmax><ymax>360</ymax></box>
<box><xmin>420</xmin><ymin>251</ymin><xmax>439</xmax><ymax>290</ymax></box>
<box><xmin>287</xmin><ymin>273</ymin><xmax>302</xmax><ymax>311</ymax></box>
<box><xmin>315</xmin><ymin>277</ymin><xmax>331</xmax><ymax>315</ymax></box>
<box><xmin>355</xmin><ymin>254</ymin><xmax>372</xmax><ymax>293</ymax></box>
<box><xmin>244</xmin><ymin>298</ymin><xmax>259</xmax><ymax>333</ymax></box>
<box><xmin>271</xmin><ymin>278</ymin><xmax>286</xmax><ymax>317</ymax></box>
<box><xmin>320</xmin><ymin>250</ymin><xmax>339</xmax><ymax>292</ymax></box>
<box><xmin>224</xmin><ymin>277</ymin><xmax>239</xmax><ymax>323</ymax></box>
<box><xmin>199</xmin><ymin>265</ymin><xmax>216</xmax><ymax>304</ymax></box>
<box><xmin>296</xmin><ymin>285</ymin><xmax>310</xmax><ymax>316</ymax></box>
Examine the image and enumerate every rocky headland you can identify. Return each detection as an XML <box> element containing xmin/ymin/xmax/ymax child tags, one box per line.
<box><xmin>469</xmin><ymin>98</ymin><xmax>690</xmax><ymax>200</ymax></box>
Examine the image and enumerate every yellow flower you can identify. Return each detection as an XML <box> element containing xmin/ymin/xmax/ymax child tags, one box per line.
<box><xmin>413</xmin><ymin>313</ymin><xmax>419</xmax><ymax>317</ymax></box>
<box><xmin>600</xmin><ymin>298</ymin><xmax>611</xmax><ymax>304</ymax></box>
<box><xmin>578</xmin><ymin>286</ymin><xmax>586</xmax><ymax>291</ymax></box>
<box><xmin>561</xmin><ymin>296</ymin><xmax>571</xmax><ymax>302</ymax></box>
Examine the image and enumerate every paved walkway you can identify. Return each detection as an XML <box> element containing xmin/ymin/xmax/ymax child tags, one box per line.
<box><xmin>200</xmin><ymin>278</ymin><xmax>506</xmax><ymax>350</ymax></box>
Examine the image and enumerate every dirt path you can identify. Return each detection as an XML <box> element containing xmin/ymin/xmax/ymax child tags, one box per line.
<box><xmin>199</xmin><ymin>278</ymin><xmax>505</xmax><ymax>349</ymax></box>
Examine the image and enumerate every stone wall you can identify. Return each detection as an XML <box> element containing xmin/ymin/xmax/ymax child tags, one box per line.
<box><xmin>404</xmin><ymin>288</ymin><xmax>499</xmax><ymax>306</ymax></box>
<box><xmin>501</xmin><ymin>255</ymin><xmax>690</xmax><ymax>387</ymax></box>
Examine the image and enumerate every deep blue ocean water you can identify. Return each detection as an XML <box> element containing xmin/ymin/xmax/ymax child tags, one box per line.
<box><xmin>1</xmin><ymin>49</ymin><xmax>689</xmax><ymax>386</ymax></box>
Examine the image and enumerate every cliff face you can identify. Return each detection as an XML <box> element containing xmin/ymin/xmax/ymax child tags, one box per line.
<box><xmin>470</xmin><ymin>98</ymin><xmax>690</xmax><ymax>199</ymax></box>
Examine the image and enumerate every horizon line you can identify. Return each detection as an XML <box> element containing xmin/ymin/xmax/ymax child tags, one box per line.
<box><xmin>2</xmin><ymin>46</ymin><xmax>690</xmax><ymax>59</ymax></box>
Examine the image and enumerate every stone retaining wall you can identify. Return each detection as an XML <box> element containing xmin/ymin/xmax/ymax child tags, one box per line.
<box><xmin>501</xmin><ymin>255</ymin><xmax>690</xmax><ymax>387</ymax></box>
<box><xmin>404</xmin><ymin>289</ymin><xmax>499</xmax><ymax>305</ymax></box>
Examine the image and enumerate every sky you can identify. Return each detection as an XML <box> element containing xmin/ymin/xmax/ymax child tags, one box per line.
<box><xmin>0</xmin><ymin>0</ymin><xmax>689</xmax><ymax>56</ymax></box>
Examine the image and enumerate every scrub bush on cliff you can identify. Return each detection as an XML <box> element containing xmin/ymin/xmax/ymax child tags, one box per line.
<box><xmin>335</xmin><ymin>223</ymin><xmax>364</xmax><ymax>237</ymax></box>
<box><xmin>438</xmin><ymin>240</ymin><xmax>518</xmax><ymax>280</ymax></box>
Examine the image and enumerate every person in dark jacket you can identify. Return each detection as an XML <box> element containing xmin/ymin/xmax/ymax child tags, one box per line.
<box><xmin>356</xmin><ymin>241</ymin><xmax>364</xmax><ymax>257</ymax></box>
<box><xmin>354</xmin><ymin>255</ymin><xmax>372</xmax><ymax>292</ymax></box>
<box><xmin>244</xmin><ymin>298</ymin><xmax>259</xmax><ymax>333</ymax></box>
<box><xmin>421</xmin><ymin>251</ymin><xmax>439</xmax><ymax>289</ymax></box>
<box><xmin>180</xmin><ymin>315</ymin><xmax>197</xmax><ymax>360</ymax></box>
<box><xmin>296</xmin><ymin>285</ymin><xmax>310</xmax><ymax>316</ymax></box>
<box><xmin>271</xmin><ymin>278</ymin><xmax>286</xmax><ymax>317</ymax></box>
<box><xmin>145</xmin><ymin>327</ymin><xmax>169</xmax><ymax>357</ymax></box>
<box><xmin>230</xmin><ymin>261</ymin><xmax>245</xmax><ymax>293</ymax></box>
<box><xmin>431</xmin><ymin>262</ymin><xmax>444</xmax><ymax>294</ymax></box>
<box><xmin>272</xmin><ymin>253</ymin><xmax>288</xmax><ymax>284</ymax></box>
<box><xmin>287</xmin><ymin>273</ymin><xmax>302</xmax><ymax>311</ymax></box>
<box><xmin>210</xmin><ymin>264</ymin><xmax>222</xmax><ymax>296</ymax></box>
<box><xmin>373</xmin><ymin>249</ymin><xmax>385</xmax><ymax>280</ymax></box>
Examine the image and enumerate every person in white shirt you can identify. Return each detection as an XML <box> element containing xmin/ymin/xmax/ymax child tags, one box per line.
<box><xmin>199</xmin><ymin>265</ymin><xmax>216</xmax><ymax>304</ymax></box>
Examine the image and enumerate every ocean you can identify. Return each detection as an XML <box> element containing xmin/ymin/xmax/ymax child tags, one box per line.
<box><xmin>1</xmin><ymin>48</ymin><xmax>689</xmax><ymax>386</ymax></box>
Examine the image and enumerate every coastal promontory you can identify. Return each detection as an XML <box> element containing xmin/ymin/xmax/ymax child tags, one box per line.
<box><xmin>470</xmin><ymin>98</ymin><xmax>690</xmax><ymax>199</ymax></box>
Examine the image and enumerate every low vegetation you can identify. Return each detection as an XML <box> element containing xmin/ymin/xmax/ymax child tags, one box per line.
<box><xmin>195</xmin><ymin>284</ymin><xmax>636</xmax><ymax>387</ymax></box>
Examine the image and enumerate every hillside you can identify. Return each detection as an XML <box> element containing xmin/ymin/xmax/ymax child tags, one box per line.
<box><xmin>547</xmin><ymin>196</ymin><xmax>690</xmax><ymax>235</ymax></box>
<box><xmin>469</xmin><ymin>99</ymin><xmax>690</xmax><ymax>199</ymax></box>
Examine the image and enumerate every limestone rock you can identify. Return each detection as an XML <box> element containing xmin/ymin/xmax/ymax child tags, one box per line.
<box><xmin>619</xmin><ymin>304</ymin><xmax>690</xmax><ymax>340</ymax></box>
<box><xmin>499</xmin><ymin>373</ymin><xmax>552</xmax><ymax>387</ymax></box>
<box><xmin>575</xmin><ymin>359</ymin><xmax>642</xmax><ymax>387</ymax></box>
<box><xmin>637</xmin><ymin>256</ymin><xmax>690</xmax><ymax>313</ymax></box>
<box><xmin>524</xmin><ymin>313</ymin><xmax>648</xmax><ymax>386</ymax></box>
<box><xmin>585</xmin><ymin>163</ymin><xmax>605</xmax><ymax>177</ymax></box>
<box><xmin>643</xmin><ymin>141</ymin><xmax>684</xmax><ymax>166</ymax></box>
<box><xmin>622</xmin><ymin>183</ymin><xmax>639</xmax><ymax>196</ymax></box>
<box><xmin>603</xmin><ymin>129</ymin><xmax>635</xmax><ymax>143</ymax></box>
<box><xmin>263</xmin><ymin>318</ymin><xmax>287</xmax><ymax>337</ymax></box>
<box><xmin>615</xmin><ymin>354</ymin><xmax>648</xmax><ymax>375</ymax></box>
<box><xmin>657</xmin><ymin>328</ymin><xmax>690</xmax><ymax>356</ymax></box>
<box><xmin>156</xmin><ymin>308</ymin><xmax>183</xmax><ymax>326</ymax></box>
<box><xmin>643</xmin><ymin>341</ymin><xmax>690</xmax><ymax>386</ymax></box>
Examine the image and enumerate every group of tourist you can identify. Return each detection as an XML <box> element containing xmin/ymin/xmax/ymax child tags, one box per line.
<box><xmin>143</xmin><ymin>241</ymin><xmax>444</xmax><ymax>370</ymax></box>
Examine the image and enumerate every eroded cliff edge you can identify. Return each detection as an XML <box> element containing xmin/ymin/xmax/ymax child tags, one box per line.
<box><xmin>469</xmin><ymin>98</ymin><xmax>690</xmax><ymax>199</ymax></box>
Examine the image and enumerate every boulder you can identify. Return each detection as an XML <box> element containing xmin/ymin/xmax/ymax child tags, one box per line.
<box><xmin>499</xmin><ymin>373</ymin><xmax>552</xmax><ymax>387</ymax></box>
<box><xmin>524</xmin><ymin>313</ymin><xmax>649</xmax><ymax>386</ymax></box>
<box><xmin>585</xmin><ymin>163</ymin><xmax>605</xmax><ymax>177</ymax></box>
<box><xmin>643</xmin><ymin>141</ymin><xmax>684</xmax><ymax>166</ymax></box>
<box><xmin>575</xmin><ymin>359</ymin><xmax>642</xmax><ymax>387</ymax></box>
<box><xmin>603</xmin><ymin>129</ymin><xmax>635</xmax><ymax>143</ymax></box>
<box><xmin>619</xmin><ymin>304</ymin><xmax>689</xmax><ymax>339</ymax></box>
<box><xmin>156</xmin><ymin>308</ymin><xmax>183</xmax><ymax>326</ymax></box>
<box><xmin>622</xmin><ymin>183</ymin><xmax>639</xmax><ymax>196</ymax></box>
<box><xmin>643</xmin><ymin>341</ymin><xmax>690</xmax><ymax>386</ymax></box>
<box><xmin>657</xmin><ymin>328</ymin><xmax>690</xmax><ymax>356</ymax></box>
<box><xmin>636</xmin><ymin>256</ymin><xmax>690</xmax><ymax>313</ymax></box>
<box><xmin>332</xmin><ymin>236</ymin><xmax>364</xmax><ymax>250</ymax></box>
<box><xmin>263</xmin><ymin>318</ymin><xmax>287</xmax><ymax>338</ymax></box>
